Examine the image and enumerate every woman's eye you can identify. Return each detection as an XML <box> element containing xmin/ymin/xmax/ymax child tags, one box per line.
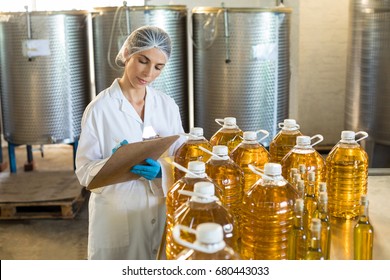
<box><xmin>155</xmin><ymin>66</ymin><xmax>162</xmax><ymax>71</ymax></box>
<box><xmin>139</xmin><ymin>59</ymin><xmax>148</xmax><ymax>64</ymax></box>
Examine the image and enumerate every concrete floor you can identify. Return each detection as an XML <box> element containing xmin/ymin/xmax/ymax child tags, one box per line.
<box><xmin>0</xmin><ymin>144</ymin><xmax>88</xmax><ymax>260</ymax></box>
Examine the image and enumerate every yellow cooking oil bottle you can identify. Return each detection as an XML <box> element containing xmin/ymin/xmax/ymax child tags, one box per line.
<box><xmin>174</xmin><ymin>127</ymin><xmax>212</xmax><ymax>182</ymax></box>
<box><xmin>205</xmin><ymin>145</ymin><xmax>245</xmax><ymax>234</ymax></box>
<box><xmin>173</xmin><ymin>223</ymin><xmax>240</xmax><ymax>260</ymax></box>
<box><xmin>281</xmin><ymin>135</ymin><xmax>326</xmax><ymax>196</ymax></box>
<box><xmin>230</xmin><ymin>130</ymin><xmax>270</xmax><ymax>193</ymax></box>
<box><xmin>305</xmin><ymin>218</ymin><xmax>324</xmax><ymax>260</ymax></box>
<box><xmin>241</xmin><ymin>163</ymin><xmax>297</xmax><ymax>260</ymax></box>
<box><xmin>269</xmin><ymin>119</ymin><xmax>303</xmax><ymax>163</ymax></box>
<box><xmin>287</xmin><ymin>198</ymin><xmax>308</xmax><ymax>260</ymax></box>
<box><xmin>313</xmin><ymin>191</ymin><xmax>331</xmax><ymax>260</ymax></box>
<box><xmin>354</xmin><ymin>195</ymin><xmax>374</xmax><ymax>260</ymax></box>
<box><xmin>303</xmin><ymin>171</ymin><xmax>318</xmax><ymax>231</ymax></box>
<box><xmin>170</xmin><ymin>181</ymin><xmax>238</xmax><ymax>260</ymax></box>
<box><xmin>166</xmin><ymin>161</ymin><xmax>221</xmax><ymax>260</ymax></box>
<box><xmin>209</xmin><ymin>117</ymin><xmax>243</xmax><ymax>152</ymax></box>
<box><xmin>326</xmin><ymin>131</ymin><xmax>369</xmax><ymax>219</ymax></box>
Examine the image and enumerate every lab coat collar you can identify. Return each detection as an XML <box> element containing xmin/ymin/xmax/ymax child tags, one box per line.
<box><xmin>109</xmin><ymin>79</ymin><xmax>156</xmax><ymax>124</ymax></box>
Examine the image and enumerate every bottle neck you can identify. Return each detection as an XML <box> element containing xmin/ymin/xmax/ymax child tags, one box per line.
<box><xmin>359</xmin><ymin>203</ymin><xmax>369</xmax><ymax>222</ymax></box>
<box><xmin>293</xmin><ymin>213</ymin><xmax>305</xmax><ymax>228</ymax></box>
<box><xmin>306</xmin><ymin>181</ymin><xmax>316</xmax><ymax>196</ymax></box>
<box><xmin>309</xmin><ymin>229</ymin><xmax>322</xmax><ymax>250</ymax></box>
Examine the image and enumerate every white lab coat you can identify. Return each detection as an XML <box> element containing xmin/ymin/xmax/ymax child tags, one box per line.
<box><xmin>75</xmin><ymin>79</ymin><xmax>185</xmax><ymax>260</ymax></box>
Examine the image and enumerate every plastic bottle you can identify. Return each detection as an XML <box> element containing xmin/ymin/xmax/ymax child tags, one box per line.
<box><xmin>205</xmin><ymin>145</ymin><xmax>245</xmax><ymax>235</ymax></box>
<box><xmin>313</xmin><ymin>191</ymin><xmax>331</xmax><ymax>260</ymax></box>
<box><xmin>230</xmin><ymin>130</ymin><xmax>270</xmax><ymax>193</ymax></box>
<box><xmin>354</xmin><ymin>195</ymin><xmax>374</xmax><ymax>260</ymax></box>
<box><xmin>174</xmin><ymin>127</ymin><xmax>212</xmax><ymax>182</ymax></box>
<box><xmin>305</xmin><ymin>218</ymin><xmax>324</xmax><ymax>260</ymax></box>
<box><xmin>241</xmin><ymin>163</ymin><xmax>297</xmax><ymax>260</ymax></box>
<box><xmin>287</xmin><ymin>198</ymin><xmax>308</xmax><ymax>260</ymax></box>
<box><xmin>173</xmin><ymin>223</ymin><xmax>240</xmax><ymax>260</ymax></box>
<box><xmin>326</xmin><ymin>131</ymin><xmax>369</xmax><ymax>219</ymax></box>
<box><xmin>281</xmin><ymin>135</ymin><xmax>326</xmax><ymax>196</ymax></box>
<box><xmin>269</xmin><ymin>119</ymin><xmax>303</xmax><ymax>163</ymax></box>
<box><xmin>170</xmin><ymin>181</ymin><xmax>238</xmax><ymax>260</ymax></box>
<box><xmin>303</xmin><ymin>171</ymin><xmax>318</xmax><ymax>230</ymax></box>
<box><xmin>166</xmin><ymin>161</ymin><xmax>221</xmax><ymax>260</ymax></box>
<box><xmin>209</xmin><ymin>117</ymin><xmax>243</xmax><ymax>152</ymax></box>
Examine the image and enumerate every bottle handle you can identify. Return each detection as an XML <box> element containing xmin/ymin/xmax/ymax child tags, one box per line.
<box><xmin>278</xmin><ymin>122</ymin><xmax>300</xmax><ymax>129</ymax></box>
<box><xmin>355</xmin><ymin>131</ymin><xmax>368</xmax><ymax>142</ymax></box>
<box><xmin>198</xmin><ymin>146</ymin><xmax>226</xmax><ymax>160</ymax></box>
<box><xmin>179</xmin><ymin>132</ymin><xmax>203</xmax><ymax>140</ymax></box>
<box><xmin>256</xmin><ymin>129</ymin><xmax>269</xmax><ymax>142</ymax></box>
<box><xmin>310</xmin><ymin>134</ymin><xmax>324</xmax><ymax>147</ymax></box>
<box><xmin>173</xmin><ymin>224</ymin><xmax>226</xmax><ymax>254</ymax></box>
<box><xmin>215</xmin><ymin>118</ymin><xmax>225</xmax><ymax>127</ymax></box>
<box><xmin>178</xmin><ymin>189</ymin><xmax>219</xmax><ymax>201</ymax></box>
<box><xmin>171</xmin><ymin>162</ymin><xmax>204</xmax><ymax>178</ymax></box>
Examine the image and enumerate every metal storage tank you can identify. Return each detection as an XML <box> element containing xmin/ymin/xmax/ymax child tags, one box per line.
<box><xmin>192</xmin><ymin>7</ymin><xmax>291</xmax><ymax>146</ymax></box>
<box><xmin>0</xmin><ymin>10</ymin><xmax>91</xmax><ymax>145</ymax></box>
<box><xmin>92</xmin><ymin>5</ymin><xmax>189</xmax><ymax>131</ymax></box>
<box><xmin>345</xmin><ymin>0</ymin><xmax>390</xmax><ymax>166</ymax></box>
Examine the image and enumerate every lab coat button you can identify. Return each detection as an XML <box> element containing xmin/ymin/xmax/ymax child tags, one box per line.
<box><xmin>152</xmin><ymin>249</ymin><xmax>157</xmax><ymax>254</ymax></box>
<box><xmin>151</xmin><ymin>218</ymin><xmax>156</xmax><ymax>224</ymax></box>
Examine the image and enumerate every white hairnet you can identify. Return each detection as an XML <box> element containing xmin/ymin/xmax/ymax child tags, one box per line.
<box><xmin>115</xmin><ymin>26</ymin><xmax>172</xmax><ymax>68</ymax></box>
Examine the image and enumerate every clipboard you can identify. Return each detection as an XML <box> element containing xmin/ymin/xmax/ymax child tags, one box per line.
<box><xmin>87</xmin><ymin>135</ymin><xmax>180</xmax><ymax>190</ymax></box>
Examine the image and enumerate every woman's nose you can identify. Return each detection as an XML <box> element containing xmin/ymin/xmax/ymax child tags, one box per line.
<box><xmin>142</xmin><ymin>65</ymin><xmax>153</xmax><ymax>77</ymax></box>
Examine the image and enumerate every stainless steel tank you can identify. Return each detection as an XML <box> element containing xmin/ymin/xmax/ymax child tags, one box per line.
<box><xmin>345</xmin><ymin>0</ymin><xmax>390</xmax><ymax>146</ymax></box>
<box><xmin>92</xmin><ymin>5</ymin><xmax>189</xmax><ymax>131</ymax></box>
<box><xmin>0</xmin><ymin>10</ymin><xmax>91</xmax><ymax>145</ymax></box>
<box><xmin>192</xmin><ymin>7</ymin><xmax>292</xmax><ymax>146</ymax></box>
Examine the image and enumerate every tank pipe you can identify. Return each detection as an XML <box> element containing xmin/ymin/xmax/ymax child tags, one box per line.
<box><xmin>123</xmin><ymin>1</ymin><xmax>131</xmax><ymax>35</ymax></box>
<box><xmin>222</xmin><ymin>4</ymin><xmax>231</xmax><ymax>64</ymax></box>
<box><xmin>24</xmin><ymin>6</ymin><xmax>33</xmax><ymax>61</ymax></box>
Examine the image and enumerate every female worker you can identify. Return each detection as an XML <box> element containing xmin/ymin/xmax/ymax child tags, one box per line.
<box><xmin>75</xmin><ymin>26</ymin><xmax>184</xmax><ymax>260</ymax></box>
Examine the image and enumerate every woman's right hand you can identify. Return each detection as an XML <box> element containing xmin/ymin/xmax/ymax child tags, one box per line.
<box><xmin>112</xmin><ymin>139</ymin><xmax>128</xmax><ymax>154</ymax></box>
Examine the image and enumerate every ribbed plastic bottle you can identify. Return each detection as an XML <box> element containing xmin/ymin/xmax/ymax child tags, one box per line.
<box><xmin>209</xmin><ymin>117</ymin><xmax>243</xmax><ymax>152</ymax></box>
<box><xmin>326</xmin><ymin>131</ymin><xmax>369</xmax><ymax>219</ymax></box>
<box><xmin>281</xmin><ymin>135</ymin><xmax>326</xmax><ymax>196</ymax></box>
<box><xmin>205</xmin><ymin>145</ymin><xmax>244</xmax><ymax>234</ymax></box>
<box><xmin>303</xmin><ymin>171</ymin><xmax>318</xmax><ymax>230</ymax></box>
<box><xmin>287</xmin><ymin>198</ymin><xmax>308</xmax><ymax>260</ymax></box>
<box><xmin>313</xmin><ymin>191</ymin><xmax>331</xmax><ymax>260</ymax></box>
<box><xmin>174</xmin><ymin>127</ymin><xmax>212</xmax><ymax>182</ymax></box>
<box><xmin>241</xmin><ymin>163</ymin><xmax>297</xmax><ymax>260</ymax></box>
<box><xmin>354</xmin><ymin>195</ymin><xmax>374</xmax><ymax>260</ymax></box>
<box><xmin>269</xmin><ymin>119</ymin><xmax>303</xmax><ymax>163</ymax></box>
<box><xmin>166</xmin><ymin>161</ymin><xmax>221</xmax><ymax>260</ymax></box>
<box><xmin>173</xmin><ymin>223</ymin><xmax>240</xmax><ymax>260</ymax></box>
<box><xmin>305</xmin><ymin>218</ymin><xmax>324</xmax><ymax>260</ymax></box>
<box><xmin>170</xmin><ymin>181</ymin><xmax>238</xmax><ymax>260</ymax></box>
<box><xmin>230</xmin><ymin>130</ymin><xmax>270</xmax><ymax>193</ymax></box>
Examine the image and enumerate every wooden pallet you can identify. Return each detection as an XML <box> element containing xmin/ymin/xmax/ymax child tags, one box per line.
<box><xmin>0</xmin><ymin>188</ymin><xmax>88</xmax><ymax>220</ymax></box>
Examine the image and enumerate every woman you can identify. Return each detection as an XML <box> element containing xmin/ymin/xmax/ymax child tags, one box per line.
<box><xmin>75</xmin><ymin>26</ymin><xmax>184</xmax><ymax>260</ymax></box>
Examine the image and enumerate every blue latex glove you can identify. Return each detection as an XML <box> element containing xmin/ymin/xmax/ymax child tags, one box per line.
<box><xmin>112</xmin><ymin>139</ymin><xmax>128</xmax><ymax>154</ymax></box>
<box><xmin>131</xmin><ymin>158</ymin><xmax>162</xmax><ymax>180</ymax></box>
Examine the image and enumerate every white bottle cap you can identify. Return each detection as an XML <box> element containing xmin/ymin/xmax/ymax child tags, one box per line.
<box><xmin>296</xmin><ymin>136</ymin><xmax>311</xmax><ymax>146</ymax></box>
<box><xmin>224</xmin><ymin>117</ymin><xmax>236</xmax><ymax>126</ymax></box>
<box><xmin>243</xmin><ymin>131</ymin><xmax>257</xmax><ymax>141</ymax></box>
<box><xmin>190</xmin><ymin>127</ymin><xmax>204</xmax><ymax>137</ymax></box>
<box><xmin>307</xmin><ymin>171</ymin><xmax>315</xmax><ymax>181</ymax></box>
<box><xmin>295</xmin><ymin>198</ymin><xmax>304</xmax><ymax>212</ymax></box>
<box><xmin>188</xmin><ymin>161</ymin><xmax>206</xmax><ymax>173</ymax></box>
<box><xmin>310</xmin><ymin>218</ymin><xmax>322</xmax><ymax>232</ymax></box>
<box><xmin>283</xmin><ymin>119</ymin><xmax>297</xmax><ymax>128</ymax></box>
<box><xmin>319</xmin><ymin>191</ymin><xmax>328</xmax><ymax>203</ymax></box>
<box><xmin>193</xmin><ymin>181</ymin><xmax>215</xmax><ymax>196</ymax></box>
<box><xmin>212</xmin><ymin>145</ymin><xmax>228</xmax><ymax>156</ymax></box>
<box><xmin>319</xmin><ymin>182</ymin><xmax>327</xmax><ymax>192</ymax></box>
<box><xmin>196</xmin><ymin>223</ymin><xmax>224</xmax><ymax>244</ymax></box>
<box><xmin>341</xmin><ymin>131</ymin><xmax>355</xmax><ymax>141</ymax></box>
<box><xmin>264</xmin><ymin>163</ymin><xmax>282</xmax><ymax>176</ymax></box>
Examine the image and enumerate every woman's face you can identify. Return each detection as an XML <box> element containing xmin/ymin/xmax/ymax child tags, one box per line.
<box><xmin>124</xmin><ymin>48</ymin><xmax>167</xmax><ymax>90</ymax></box>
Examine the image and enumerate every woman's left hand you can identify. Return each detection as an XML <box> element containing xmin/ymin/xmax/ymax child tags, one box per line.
<box><xmin>130</xmin><ymin>158</ymin><xmax>162</xmax><ymax>180</ymax></box>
